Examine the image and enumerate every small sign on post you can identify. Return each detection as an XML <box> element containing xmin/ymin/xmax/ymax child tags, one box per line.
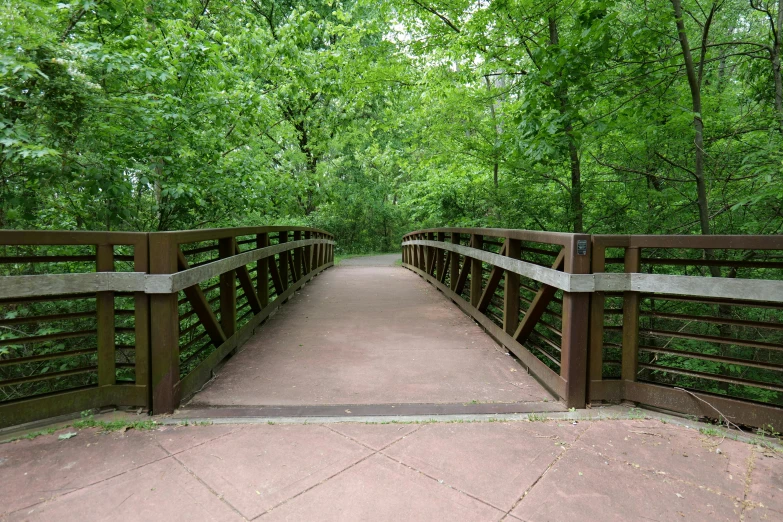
<box><xmin>577</xmin><ymin>239</ymin><xmax>588</xmax><ymax>256</ymax></box>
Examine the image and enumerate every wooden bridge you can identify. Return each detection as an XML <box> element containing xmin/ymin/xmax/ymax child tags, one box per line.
<box><xmin>1</xmin><ymin>227</ymin><xmax>782</xmax><ymax>431</ymax></box>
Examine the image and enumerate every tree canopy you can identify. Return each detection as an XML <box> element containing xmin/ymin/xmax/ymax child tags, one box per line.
<box><xmin>2</xmin><ymin>0</ymin><xmax>782</xmax><ymax>250</ymax></box>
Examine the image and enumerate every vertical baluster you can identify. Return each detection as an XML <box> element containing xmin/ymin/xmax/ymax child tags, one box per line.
<box><xmin>503</xmin><ymin>238</ymin><xmax>521</xmax><ymax>336</ymax></box>
<box><xmin>436</xmin><ymin>232</ymin><xmax>445</xmax><ymax>279</ymax></box>
<box><xmin>622</xmin><ymin>247</ymin><xmax>641</xmax><ymax>384</ymax></box>
<box><xmin>279</xmin><ymin>231</ymin><xmax>289</xmax><ymax>290</ymax></box>
<box><xmin>293</xmin><ymin>231</ymin><xmax>303</xmax><ymax>281</ymax></box>
<box><xmin>450</xmin><ymin>232</ymin><xmax>460</xmax><ymax>291</ymax></box>
<box><xmin>304</xmin><ymin>231</ymin><xmax>312</xmax><ymax>274</ymax></box>
<box><xmin>96</xmin><ymin>243</ymin><xmax>115</xmax><ymax>387</ymax></box>
<box><xmin>470</xmin><ymin>234</ymin><xmax>483</xmax><ymax>307</ymax></box>
<box><xmin>588</xmin><ymin>241</ymin><xmax>607</xmax><ymax>402</ymax></box>
<box><xmin>219</xmin><ymin>236</ymin><xmax>237</xmax><ymax>338</ymax></box>
<box><xmin>133</xmin><ymin>238</ymin><xmax>150</xmax><ymax>404</ymax></box>
<box><xmin>257</xmin><ymin>233</ymin><xmax>269</xmax><ymax>308</ymax></box>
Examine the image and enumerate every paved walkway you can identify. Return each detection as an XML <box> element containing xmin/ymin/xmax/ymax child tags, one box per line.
<box><xmin>1</xmin><ymin>417</ymin><xmax>779</xmax><ymax>521</ymax></box>
<box><xmin>186</xmin><ymin>255</ymin><xmax>555</xmax><ymax>412</ymax></box>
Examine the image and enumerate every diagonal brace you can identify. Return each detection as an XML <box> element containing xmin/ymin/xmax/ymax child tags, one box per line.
<box><xmin>234</xmin><ymin>244</ymin><xmax>263</xmax><ymax>314</ymax></box>
<box><xmin>477</xmin><ymin>242</ymin><xmax>507</xmax><ymax>313</ymax></box>
<box><xmin>177</xmin><ymin>249</ymin><xmax>226</xmax><ymax>346</ymax></box>
<box><xmin>513</xmin><ymin>249</ymin><xmax>565</xmax><ymax>344</ymax></box>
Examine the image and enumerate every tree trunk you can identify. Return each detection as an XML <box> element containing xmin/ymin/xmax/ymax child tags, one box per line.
<box><xmin>670</xmin><ymin>0</ymin><xmax>712</xmax><ymax>238</ymax></box>
<box><xmin>549</xmin><ymin>17</ymin><xmax>584</xmax><ymax>233</ymax></box>
<box><xmin>484</xmin><ymin>76</ymin><xmax>500</xmax><ymax>189</ymax></box>
<box><xmin>773</xmin><ymin>0</ymin><xmax>783</xmax><ymax>130</ymax></box>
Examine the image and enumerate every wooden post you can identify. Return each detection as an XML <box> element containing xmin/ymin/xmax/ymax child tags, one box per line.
<box><xmin>622</xmin><ymin>247</ymin><xmax>642</xmax><ymax>384</ymax></box>
<box><xmin>279</xmin><ymin>231</ymin><xmax>289</xmax><ymax>290</ymax></box>
<box><xmin>149</xmin><ymin>234</ymin><xmax>180</xmax><ymax>414</ymax></box>
<box><xmin>257</xmin><ymin>233</ymin><xmax>269</xmax><ymax>307</ymax></box>
<box><xmin>425</xmin><ymin>232</ymin><xmax>433</xmax><ymax>274</ymax></box>
<box><xmin>450</xmin><ymin>232</ymin><xmax>460</xmax><ymax>291</ymax></box>
<box><xmin>293</xmin><ymin>231</ymin><xmax>303</xmax><ymax>280</ymax></box>
<box><xmin>316</xmin><ymin>233</ymin><xmax>323</xmax><ymax>268</ymax></box>
<box><xmin>219</xmin><ymin>237</ymin><xmax>237</xmax><ymax>338</ymax></box>
<box><xmin>304</xmin><ymin>231</ymin><xmax>312</xmax><ymax>274</ymax></box>
<box><xmin>588</xmin><ymin>242</ymin><xmax>607</xmax><ymax>402</ymax></box>
<box><xmin>96</xmin><ymin>243</ymin><xmax>115</xmax><ymax>387</ymax></box>
<box><xmin>312</xmin><ymin>233</ymin><xmax>319</xmax><ymax>269</ymax></box>
<box><xmin>133</xmin><ymin>239</ymin><xmax>150</xmax><ymax>405</ymax></box>
<box><xmin>503</xmin><ymin>238</ymin><xmax>521</xmax><ymax>336</ymax></box>
<box><xmin>436</xmin><ymin>232</ymin><xmax>445</xmax><ymax>279</ymax></box>
<box><xmin>560</xmin><ymin>234</ymin><xmax>591</xmax><ymax>408</ymax></box>
<box><xmin>470</xmin><ymin>234</ymin><xmax>483</xmax><ymax>307</ymax></box>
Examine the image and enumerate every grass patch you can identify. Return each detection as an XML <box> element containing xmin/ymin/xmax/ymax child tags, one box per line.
<box><xmin>73</xmin><ymin>417</ymin><xmax>159</xmax><ymax>432</ymax></box>
<box><xmin>1</xmin><ymin>427</ymin><xmax>59</xmax><ymax>444</ymax></box>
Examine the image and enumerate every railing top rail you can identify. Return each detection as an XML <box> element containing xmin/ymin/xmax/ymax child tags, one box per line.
<box><xmin>402</xmin><ymin>227</ymin><xmax>585</xmax><ymax>246</ymax></box>
<box><xmin>0</xmin><ymin>226</ymin><xmax>333</xmax><ymax>247</ymax></box>
<box><xmin>0</xmin><ymin>237</ymin><xmax>336</xmax><ymax>299</ymax></box>
<box><xmin>592</xmin><ymin>234</ymin><xmax>783</xmax><ymax>250</ymax></box>
<box><xmin>155</xmin><ymin>226</ymin><xmax>332</xmax><ymax>243</ymax></box>
<box><xmin>0</xmin><ymin>230</ymin><xmax>148</xmax><ymax>246</ymax></box>
<box><xmin>402</xmin><ymin>237</ymin><xmax>783</xmax><ymax>302</ymax></box>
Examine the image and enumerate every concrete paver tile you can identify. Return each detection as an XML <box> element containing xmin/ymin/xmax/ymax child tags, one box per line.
<box><xmin>511</xmin><ymin>446</ymin><xmax>741</xmax><ymax>522</ymax></box>
<box><xmin>326</xmin><ymin>423</ymin><xmax>420</xmax><ymax>450</ymax></box>
<box><xmin>382</xmin><ymin>421</ymin><xmax>588</xmax><ymax>511</ymax></box>
<box><xmin>260</xmin><ymin>453</ymin><xmax>504</xmax><ymax>521</ymax></box>
<box><xmin>742</xmin><ymin>506</ymin><xmax>783</xmax><ymax>521</ymax></box>
<box><xmin>0</xmin><ymin>428</ymin><xmax>166</xmax><ymax>516</ymax></box>
<box><xmin>153</xmin><ymin>424</ymin><xmax>245</xmax><ymax>455</ymax></box>
<box><xmin>575</xmin><ymin>419</ymin><xmax>752</xmax><ymax>498</ymax></box>
<box><xmin>747</xmin><ymin>448</ymin><xmax>783</xmax><ymax>513</ymax></box>
<box><xmin>174</xmin><ymin>424</ymin><xmax>372</xmax><ymax>519</ymax></box>
<box><xmin>7</xmin><ymin>457</ymin><xmax>240</xmax><ymax>522</ymax></box>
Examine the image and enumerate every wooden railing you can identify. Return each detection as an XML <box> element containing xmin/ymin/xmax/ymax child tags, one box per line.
<box><xmin>402</xmin><ymin>228</ymin><xmax>783</xmax><ymax>430</ymax></box>
<box><xmin>402</xmin><ymin>228</ymin><xmax>591</xmax><ymax>408</ymax></box>
<box><xmin>0</xmin><ymin>227</ymin><xmax>334</xmax><ymax>428</ymax></box>
<box><xmin>589</xmin><ymin>235</ymin><xmax>783</xmax><ymax>430</ymax></box>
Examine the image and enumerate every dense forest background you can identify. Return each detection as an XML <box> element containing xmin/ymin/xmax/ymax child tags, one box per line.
<box><xmin>2</xmin><ymin>0</ymin><xmax>782</xmax><ymax>252</ymax></box>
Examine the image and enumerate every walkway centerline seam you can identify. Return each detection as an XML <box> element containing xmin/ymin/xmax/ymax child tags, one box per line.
<box><xmin>504</xmin><ymin>420</ymin><xmax>594</xmax><ymax>516</ymax></box>
<box><xmin>252</xmin><ymin>447</ymin><xmax>379</xmax><ymax>520</ymax></box>
<box><xmin>739</xmin><ymin>446</ymin><xmax>758</xmax><ymax>520</ymax></box>
<box><xmin>321</xmin><ymin>422</ymin><xmax>427</xmax><ymax>453</ymax></box>
<box><xmin>375</xmin><ymin>444</ymin><xmax>508</xmax><ymax>515</ymax></box>
<box><xmin>168</xmin><ymin>452</ymin><xmax>248</xmax><ymax>520</ymax></box>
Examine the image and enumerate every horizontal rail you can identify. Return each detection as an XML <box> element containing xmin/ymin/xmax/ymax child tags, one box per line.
<box><xmin>162</xmin><ymin>238</ymin><xmax>333</xmax><ymax>293</ymax></box>
<box><xmin>639</xmin><ymin>345</ymin><xmax>783</xmax><ymax>372</ymax></box>
<box><xmin>403</xmin><ymin>227</ymin><xmax>580</xmax><ymax>247</ymax></box>
<box><xmin>0</xmin><ymin>272</ymin><xmax>147</xmax><ymax>299</ymax></box>
<box><xmin>151</xmin><ymin>225</ymin><xmax>331</xmax><ymax>243</ymax></box>
<box><xmin>592</xmin><ymin>234</ymin><xmax>783</xmax><ymax>250</ymax></box>
<box><xmin>402</xmin><ymin>239</ymin><xmax>783</xmax><ymax>302</ymax></box>
<box><xmin>402</xmin><ymin>239</ymin><xmax>573</xmax><ymax>290</ymax></box>
<box><xmin>0</xmin><ymin>238</ymin><xmax>334</xmax><ymax>299</ymax></box>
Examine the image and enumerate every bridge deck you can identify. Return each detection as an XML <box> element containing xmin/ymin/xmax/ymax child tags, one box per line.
<box><xmin>184</xmin><ymin>255</ymin><xmax>559</xmax><ymax>415</ymax></box>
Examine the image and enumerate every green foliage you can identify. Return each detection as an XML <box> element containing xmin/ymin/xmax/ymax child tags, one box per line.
<box><xmin>72</xmin><ymin>416</ymin><xmax>158</xmax><ymax>432</ymax></box>
<box><xmin>1</xmin><ymin>0</ymin><xmax>782</xmax><ymax>409</ymax></box>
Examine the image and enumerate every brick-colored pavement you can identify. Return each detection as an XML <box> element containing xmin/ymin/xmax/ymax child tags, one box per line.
<box><xmin>1</xmin><ymin>418</ymin><xmax>779</xmax><ymax>521</ymax></box>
